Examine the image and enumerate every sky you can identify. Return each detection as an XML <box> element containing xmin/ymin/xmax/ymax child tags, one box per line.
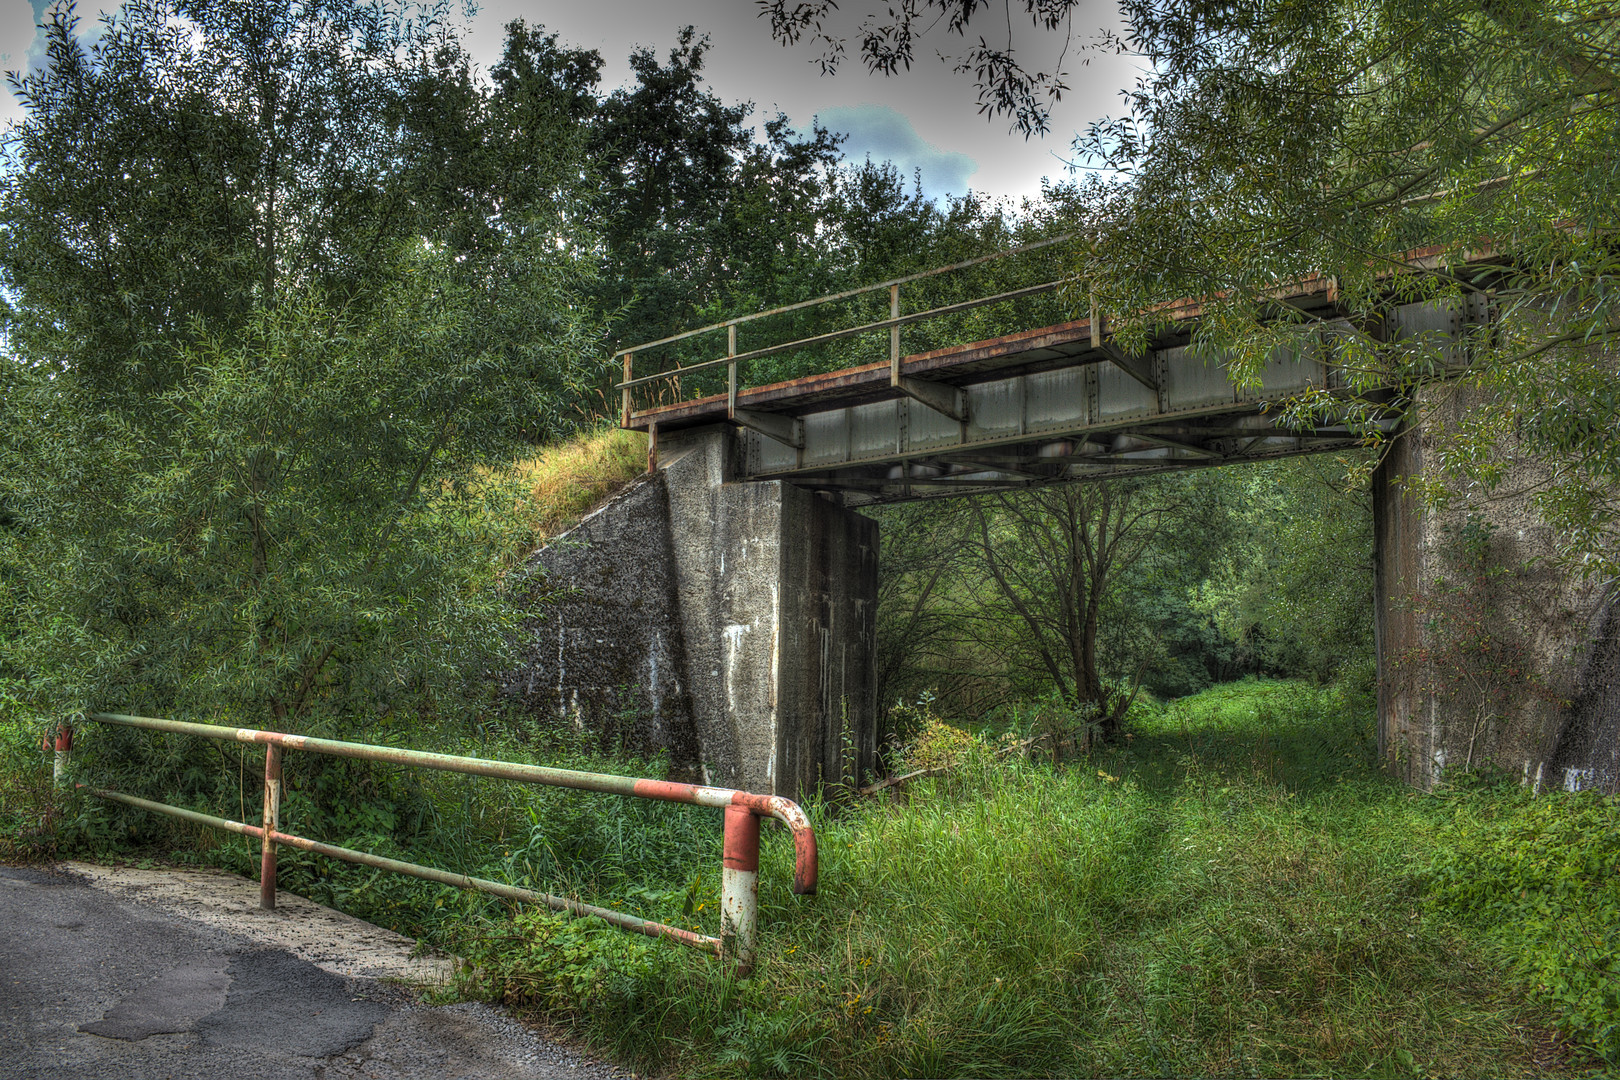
<box><xmin>0</xmin><ymin>0</ymin><xmax>1142</xmax><ymax>204</ymax></box>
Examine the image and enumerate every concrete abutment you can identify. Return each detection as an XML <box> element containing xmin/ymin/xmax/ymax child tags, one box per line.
<box><xmin>1373</xmin><ymin>384</ymin><xmax>1620</xmax><ymax>792</ymax></box>
<box><xmin>508</xmin><ymin>391</ymin><xmax>1618</xmax><ymax>800</ymax></box>
<box><xmin>507</xmin><ymin>425</ymin><xmax>877</xmax><ymax>800</ymax></box>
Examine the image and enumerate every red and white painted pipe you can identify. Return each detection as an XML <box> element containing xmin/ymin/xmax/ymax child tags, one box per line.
<box><xmin>721</xmin><ymin>804</ymin><xmax>762</xmax><ymax>975</ymax></box>
<box><xmin>49</xmin><ymin>722</ymin><xmax>72</xmax><ymax>788</ymax></box>
<box><xmin>86</xmin><ymin>711</ymin><xmax>820</xmax><ymax>976</ymax></box>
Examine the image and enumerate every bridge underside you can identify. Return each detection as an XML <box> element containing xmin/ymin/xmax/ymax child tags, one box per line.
<box><xmin>628</xmin><ymin>287</ymin><xmax>1480</xmax><ymax>505</ymax></box>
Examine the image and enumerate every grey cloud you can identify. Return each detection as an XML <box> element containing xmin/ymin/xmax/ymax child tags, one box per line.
<box><xmin>815</xmin><ymin>103</ymin><xmax>978</xmax><ymax>200</ymax></box>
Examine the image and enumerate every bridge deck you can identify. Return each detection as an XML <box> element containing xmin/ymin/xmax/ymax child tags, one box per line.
<box><xmin>623</xmin><ymin>261</ymin><xmax>1481</xmax><ymax>505</ymax></box>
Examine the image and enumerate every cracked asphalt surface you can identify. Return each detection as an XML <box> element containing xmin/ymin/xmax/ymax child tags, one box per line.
<box><xmin>0</xmin><ymin>865</ymin><xmax>631</xmax><ymax>1080</ymax></box>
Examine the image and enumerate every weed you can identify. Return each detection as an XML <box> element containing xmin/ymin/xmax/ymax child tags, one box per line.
<box><xmin>1422</xmin><ymin>783</ymin><xmax>1620</xmax><ymax>1066</ymax></box>
<box><xmin>443</xmin><ymin>680</ymin><xmax>1556</xmax><ymax>1078</ymax></box>
<box><xmin>1</xmin><ymin>679</ymin><xmax>1585</xmax><ymax>1078</ymax></box>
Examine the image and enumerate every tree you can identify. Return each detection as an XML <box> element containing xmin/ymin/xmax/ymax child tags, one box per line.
<box><xmin>756</xmin><ymin>0</ymin><xmax>1096</xmax><ymax>136</ymax></box>
<box><xmin>0</xmin><ymin>1</ymin><xmax>600</xmax><ymax>735</ymax></box>
<box><xmin>1190</xmin><ymin>457</ymin><xmax>1377</xmax><ymax>690</ymax></box>
<box><xmin>766</xmin><ymin>0</ymin><xmax>1620</xmax><ymax>579</ymax></box>
<box><xmin>964</xmin><ymin>476</ymin><xmax>1231</xmax><ymax>739</ymax></box>
<box><xmin>589</xmin><ymin>27</ymin><xmax>843</xmax><ymax>361</ymax></box>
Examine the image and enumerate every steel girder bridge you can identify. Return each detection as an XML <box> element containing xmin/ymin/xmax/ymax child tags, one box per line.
<box><xmin>614</xmin><ymin>238</ymin><xmax>1489</xmax><ymax>505</ymax></box>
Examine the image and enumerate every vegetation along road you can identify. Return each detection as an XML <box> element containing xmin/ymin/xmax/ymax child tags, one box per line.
<box><xmin>3</xmin><ymin>0</ymin><xmax>1618</xmax><ymax>1077</ymax></box>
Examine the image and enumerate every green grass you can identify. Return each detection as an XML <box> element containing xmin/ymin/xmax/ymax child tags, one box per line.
<box><xmin>499</xmin><ymin>425</ymin><xmax>647</xmax><ymax>555</ymax></box>
<box><xmin>444</xmin><ymin>681</ymin><xmax>1588</xmax><ymax>1078</ymax></box>
<box><xmin>4</xmin><ymin>679</ymin><xmax>1608</xmax><ymax>1077</ymax></box>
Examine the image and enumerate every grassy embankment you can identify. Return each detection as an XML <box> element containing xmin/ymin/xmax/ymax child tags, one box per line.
<box><xmin>443</xmin><ymin>681</ymin><xmax>1614</xmax><ymax>1078</ymax></box>
<box><xmin>500</xmin><ymin>425</ymin><xmax>649</xmax><ymax>554</ymax></box>
<box><xmin>2</xmin><ymin>424</ymin><xmax>1616</xmax><ymax>1077</ymax></box>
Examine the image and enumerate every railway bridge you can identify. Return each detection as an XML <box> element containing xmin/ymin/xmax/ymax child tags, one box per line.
<box><xmin>508</xmin><ymin>241</ymin><xmax>1615</xmax><ymax>800</ymax></box>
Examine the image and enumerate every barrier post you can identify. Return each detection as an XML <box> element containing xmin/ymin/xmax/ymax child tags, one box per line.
<box><xmin>260</xmin><ymin>744</ymin><xmax>281</xmax><ymax>910</ymax></box>
<box><xmin>51</xmin><ymin>722</ymin><xmax>72</xmax><ymax>789</ymax></box>
<box><xmin>720</xmin><ymin>805</ymin><xmax>761</xmax><ymax>976</ymax></box>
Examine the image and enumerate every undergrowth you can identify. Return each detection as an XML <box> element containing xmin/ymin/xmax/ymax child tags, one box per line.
<box><xmin>449</xmin><ymin>681</ymin><xmax>1588</xmax><ymax>1078</ymax></box>
<box><xmin>2</xmin><ymin>679</ymin><xmax>1609</xmax><ymax>1077</ymax></box>
<box><xmin>1423</xmin><ymin>780</ymin><xmax>1620</xmax><ymax>1064</ymax></box>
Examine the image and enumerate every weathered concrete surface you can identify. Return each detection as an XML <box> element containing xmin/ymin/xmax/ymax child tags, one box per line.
<box><xmin>506</xmin><ymin>475</ymin><xmax>701</xmax><ymax>769</ymax></box>
<box><xmin>505</xmin><ymin>426</ymin><xmax>878</xmax><ymax>799</ymax></box>
<box><xmin>657</xmin><ymin>427</ymin><xmax>881</xmax><ymax>793</ymax></box>
<box><xmin>660</xmin><ymin>426</ymin><xmax>878</xmax><ymax>796</ymax></box>
<box><xmin>1374</xmin><ymin>383</ymin><xmax>1619</xmax><ymax>791</ymax></box>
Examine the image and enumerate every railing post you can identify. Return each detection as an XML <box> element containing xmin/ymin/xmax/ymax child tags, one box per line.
<box><xmin>260</xmin><ymin>744</ymin><xmax>281</xmax><ymax>910</ymax></box>
<box><xmin>621</xmin><ymin>351</ymin><xmax>634</xmax><ymax>426</ymax></box>
<box><xmin>889</xmin><ymin>284</ymin><xmax>901</xmax><ymax>383</ymax></box>
<box><xmin>726</xmin><ymin>324</ymin><xmax>738</xmax><ymax>418</ymax></box>
<box><xmin>720</xmin><ymin>805</ymin><xmax>760</xmax><ymax>977</ymax></box>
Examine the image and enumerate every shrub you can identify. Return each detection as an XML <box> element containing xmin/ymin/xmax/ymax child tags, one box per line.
<box><xmin>1423</xmin><ymin>786</ymin><xmax>1620</xmax><ymax>1063</ymax></box>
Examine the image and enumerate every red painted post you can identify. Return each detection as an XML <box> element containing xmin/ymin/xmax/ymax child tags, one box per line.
<box><xmin>720</xmin><ymin>805</ymin><xmax>761</xmax><ymax>976</ymax></box>
<box><xmin>260</xmin><ymin>744</ymin><xmax>281</xmax><ymax>910</ymax></box>
<box><xmin>52</xmin><ymin>723</ymin><xmax>72</xmax><ymax>788</ymax></box>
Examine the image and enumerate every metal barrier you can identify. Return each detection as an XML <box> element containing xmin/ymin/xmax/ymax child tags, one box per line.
<box><xmin>64</xmin><ymin>713</ymin><xmax>817</xmax><ymax>976</ymax></box>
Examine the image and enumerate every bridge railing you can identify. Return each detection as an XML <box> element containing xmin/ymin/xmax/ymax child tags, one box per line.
<box><xmin>62</xmin><ymin>713</ymin><xmax>817</xmax><ymax>976</ymax></box>
<box><xmin>614</xmin><ymin>234</ymin><xmax>1075</xmax><ymax>427</ymax></box>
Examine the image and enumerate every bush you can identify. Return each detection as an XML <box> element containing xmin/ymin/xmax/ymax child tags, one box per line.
<box><xmin>0</xmin><ymin>715</ymin><xmax>54</xmax><ymax>859</ymax></box>
<box><xmin>1422</xmin><ymin>786</ymin><xmax>1620</xmax><ymax>1064</ymax></box>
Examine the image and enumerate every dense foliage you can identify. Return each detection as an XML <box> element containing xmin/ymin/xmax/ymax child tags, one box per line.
<box><xmin>872</xmin><ymin>455</ymin><xmax>1376</xmax><ymax>727</ymax></box>
<box><xmin>0</xmin><ymin>1</ymin><xmax>599</xmax><ymax>739</ymax></box>
<box><xmin>1083</xmin><ymin>0</ymin><xmax>1620</xmax><ymax>583</ymax></box>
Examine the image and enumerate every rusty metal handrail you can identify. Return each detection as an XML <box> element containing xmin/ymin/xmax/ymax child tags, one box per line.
<box><xmin>616</xmin><ymin>280</ymin><xmax>1065</xmax><ymax>391</ymax></box>
<box><xmin>70</xmin><ymin>712</ymin><xmax>818</xmax><ymax>976</ymax></box>
<box><xmin>613</xmin><ymin>233</ymin><xmax>1075</xmax><ymax>425</ymax></box>
<box><xmin>611</xmin><ymin>233</ymin><xmax>1073</xmax><ymax>361</ymax></box>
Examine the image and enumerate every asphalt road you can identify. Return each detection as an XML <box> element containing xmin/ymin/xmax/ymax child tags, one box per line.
<box><xmin>0</xmin><ymin>865</ymin><xmax>627</xmax><ymax>1080</ymax></box>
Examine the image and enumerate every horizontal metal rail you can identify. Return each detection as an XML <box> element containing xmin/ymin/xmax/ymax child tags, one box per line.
<box><xmin>611</xmin><ymin>233</ymin><xmax>1073</xmax><ymax>360</ymax></box>
<box><xmin>616</xmin><ymin>279</ymin><xmax>1065</xmax><ymax>390</ymax></box>
<box><xmin>615</xmin><ymin>234</ymin><xmax>1076</xmax><ymax>426</ymax></box>
<box><xmin>77</xmin><ymin>712</ymin><xmax>818</xmax><ymax>975</ymax></box>
<box><xmin>86</xmin><ymin>787</ymin><xmax>720</xmax><ymax>954</ymax></box>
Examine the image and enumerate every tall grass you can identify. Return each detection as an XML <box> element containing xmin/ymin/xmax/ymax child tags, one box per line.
<box><xmin>502</xmin><ymin>425</ymin><xmax>646</xmax><ymax>553</ymax></box>
<box><xmin>4</xmin><ymin>675</ymin><xmax>1602</xmax><ymax>1076</ymax></box>
<box><xmin>451</xmin><ymin>681</ymin><xmax>1569</xmax><ymax>1078</ymax></box>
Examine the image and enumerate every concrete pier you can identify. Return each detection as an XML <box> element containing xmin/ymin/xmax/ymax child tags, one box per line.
<box><xmin>508</xmin><ymin>425</ymin><xmax>878</xmax><ymax>800</ymax></box>
<box><xmin>1373</xmin><ymin>385</ymin><xmax>1619</xmax><ymax>792</ymax></box>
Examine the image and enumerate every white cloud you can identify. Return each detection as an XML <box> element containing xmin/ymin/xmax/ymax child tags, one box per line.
<box><xmin>1</xmin><ymin>1</ymin><xmax>99</xmax><ymax>135</ymax></box>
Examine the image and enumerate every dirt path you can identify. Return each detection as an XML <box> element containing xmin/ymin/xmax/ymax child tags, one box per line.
<box><xmin>62</xmin><ymin>860</ymin><xmax>457</xmax><ymax>985</ymax></box>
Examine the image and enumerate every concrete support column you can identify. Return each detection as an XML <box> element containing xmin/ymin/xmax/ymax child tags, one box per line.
<box><xmin>509</xmin><ymin>424</ymin><xmax>878</xmax><ymax>802</ymax></box>
<box><xmin>661</xmin><ymin>425</ymin><xmax>878</xmax><ymax>797</ymax></box>
<box><xmin>1374</xmin><ymin>384</ymin><xmax>1618</xmax><ymax>791</ymax></box>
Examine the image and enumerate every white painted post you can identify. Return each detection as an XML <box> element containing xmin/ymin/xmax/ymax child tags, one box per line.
<box><xmin>720</xmin><ymin>804</ymin><xmax>760</xmax><ymax>976</ymax></box>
